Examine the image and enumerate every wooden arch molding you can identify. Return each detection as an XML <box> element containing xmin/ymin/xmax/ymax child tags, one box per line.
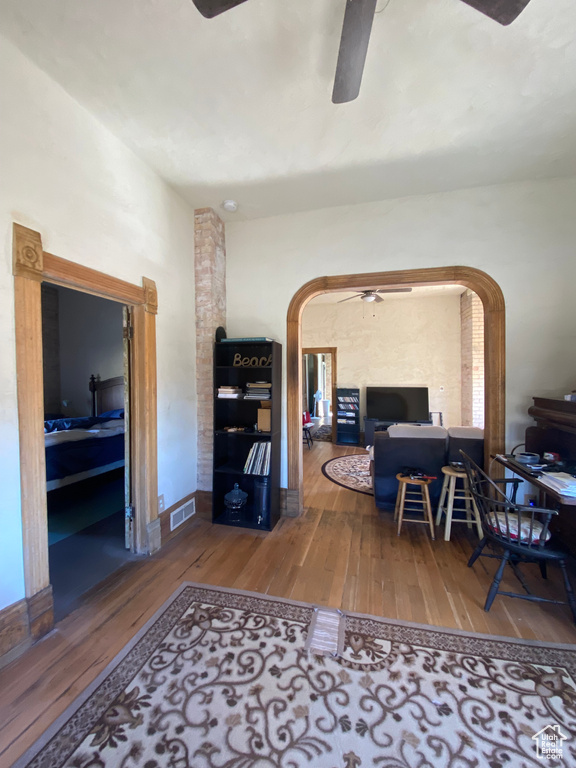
<box><xmin>286</xmin><ymin>266</ymin><xmax>505</xmax><ymax>515</ymax></box>
<box><xmin>12</xmin><ymin>223</ymin><xmax>158</xmax><ymax>641</ymax></box>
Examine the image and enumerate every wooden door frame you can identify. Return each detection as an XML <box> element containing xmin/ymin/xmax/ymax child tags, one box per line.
<box><xmin>13</xmin><ymin>223</ymin><xmax>158</xmax><ymax>639</ymax></box>
<box><xmin>302</xmin><ymin>347</ymin><xmax>338</xmax><ymax>443</ymax></box>
<box><xmin>286</xmin><ymin>266</ymin><xmax>505</xmax><ymax>515</ymax></box>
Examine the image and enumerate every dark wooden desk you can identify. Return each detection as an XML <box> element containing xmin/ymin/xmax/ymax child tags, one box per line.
<box><xmin>493</xmin><ymin>454</ymin><xmax>576</xmax><ymax>555</ymax></box>
<box><xmin>493</xmin><ymin>454</ymin><xmax>576</xmax><ymax>508</ymax></box>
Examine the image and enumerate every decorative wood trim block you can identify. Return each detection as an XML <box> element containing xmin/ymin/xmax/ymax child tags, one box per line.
<box><xmin>0</xmin><ymin>599</ymin><xmax>30</xmax><ymax>668</ymax></box>
<box><xmin>13</xmin><ymin>223</ymin><xmax>43</xmax><ymax>281</ymax></box>
<box><xmin>142</xmin><ymin>277</ymin><xmax>158</xmax><ymax>314</ymax></box>
<box><xmin>146</xmin><ymin>518</ymin><xmax>162</xmax><ymax>555</ymax></box>
<box><xmin>27</xmin><ymin>585</ymin><xmax>54</xmax><ymax>641</ymax></box>
<box><xmin>287</xmin><ymin>267</ymin><xmax>506</xmax><ymax>507</ymax></box>
<box><xmin>282</xmin><ymin>488</ymin><xmax>302</xmax><ymax>518</ymax></box>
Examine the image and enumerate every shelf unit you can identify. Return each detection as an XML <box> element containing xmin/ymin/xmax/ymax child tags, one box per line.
<box><xmin>336</xmin><ymin>387</ymin><xmax>360</xmax><ymax>445</ymax></box>
<box><xmin>212</xmin><ymin>340</ymin><xmax>281</xmax><ymax>530</ymax></box>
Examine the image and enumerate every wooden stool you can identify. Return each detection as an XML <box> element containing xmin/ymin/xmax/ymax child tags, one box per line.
<box><xmin>394</xmin><ymin>473</ymin><xmax>435</xmax><ymax>539</ymax></box>
<box><xmin>435</xmin><ymin>465</ymin><xmax>482</xmax><ymax>541</ymax></box>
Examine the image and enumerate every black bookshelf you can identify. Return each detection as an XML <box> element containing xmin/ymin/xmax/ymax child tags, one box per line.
<box><xmin>336</xmin><ymin>387</ymin><xmax>360</xmax><ymax>445</ymax></box>
<box><xmin>212</xmin><ymin>340</ymin><xmax>281</xmax><ymax>531</ymax></box>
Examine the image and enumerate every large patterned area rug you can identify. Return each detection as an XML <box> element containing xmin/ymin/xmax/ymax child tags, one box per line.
<box><xmin>16</xmin><ymin>583</ymin><xmax>576</xmax><ymax>768</ymax></box>
<box><xmin>322</xmin><ymin>454</ymin><xmax>373</xmax><ymax>495</ymax></box>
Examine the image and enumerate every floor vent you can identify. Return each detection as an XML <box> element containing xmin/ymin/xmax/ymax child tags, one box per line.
<box><xmin>170</xmin><ymin>498</ymin><xmax>196</xmax><ymax>531</ymax></box>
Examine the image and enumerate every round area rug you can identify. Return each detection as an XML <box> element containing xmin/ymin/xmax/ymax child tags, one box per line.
<box><xmin>321</xmin><ymin>454</ymin><xmax>373</xmax><ymax>495</ymax></box>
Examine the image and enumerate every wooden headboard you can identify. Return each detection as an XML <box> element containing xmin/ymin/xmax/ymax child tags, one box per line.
<box><xmin>90</xmin><ymin>375</ymin><xmax>124</xmax><ymax>416</ymax></box>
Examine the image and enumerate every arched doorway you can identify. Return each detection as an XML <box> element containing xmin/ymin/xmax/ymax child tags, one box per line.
<box><xmin>285</xmin><ymin>266</ymin><xmax>505</xmax><ymax>515</ymax></box>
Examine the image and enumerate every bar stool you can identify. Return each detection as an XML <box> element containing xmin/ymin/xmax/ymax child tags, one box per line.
<box><xmin>435</xmin><ymin>465</ymin><xmax>482</xmax><ymax>541</ymax></box>
<box><xmin>394</xmin><ymin>473</ymin><xmax>435</xmax><ymax>540</ymax></box>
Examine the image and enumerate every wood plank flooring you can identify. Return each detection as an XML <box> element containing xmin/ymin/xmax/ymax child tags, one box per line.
<box><xmin>1</xmin><ymin>440</ymin><xmax>576</xmax><ymax>767</ymax></box>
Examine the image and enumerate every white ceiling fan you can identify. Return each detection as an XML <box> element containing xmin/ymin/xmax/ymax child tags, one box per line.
<box><xmin>337</xmin><ymin>287</ymin><xmax>413</xmax><ymax>304</ymax></box>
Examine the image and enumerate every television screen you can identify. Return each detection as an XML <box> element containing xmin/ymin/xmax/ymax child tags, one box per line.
<box><xmin>366</xmin><ymin>387</ymin><xmax>429</xmax><ymax>423</ymax></box>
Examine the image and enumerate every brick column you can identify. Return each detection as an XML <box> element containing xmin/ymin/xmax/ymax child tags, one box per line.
<box><xmin>195</xmin><ymin>208</ymin><xmax>226</xmax><ymax>491</ymax></box>
<box><xmin>460</xmin><ymin>289</ymin><xmax>485</xmax><ymax>429</ymax></box>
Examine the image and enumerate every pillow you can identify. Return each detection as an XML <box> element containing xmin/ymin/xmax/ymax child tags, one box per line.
<box><xmin>99</xmin><ymin>408</ymin><xmax>124</xmax><ymax>419</ymax></box>
<box><xmin>487</xmin><ymin>511</ymin><xmax>551</xmax><ymax>544</ymax></box>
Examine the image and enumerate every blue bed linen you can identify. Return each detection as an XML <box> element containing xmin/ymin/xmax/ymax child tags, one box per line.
<box><xmin>45</xmin><ymin>433</ymin><xmax>124</xmax><ymax>482</ymax></box>
<box><xmin>44</xmin><ymin>413</ymin><xmax>124</xmax><ymax>433</ymax></box>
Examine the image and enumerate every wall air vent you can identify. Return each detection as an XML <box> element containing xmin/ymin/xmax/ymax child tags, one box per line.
<box><xmin>170</xmin><ymin>498</ymin><xmax>196</xmax><ymax>531</ymax></box>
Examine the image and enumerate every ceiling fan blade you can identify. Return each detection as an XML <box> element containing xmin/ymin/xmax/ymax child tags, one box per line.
<box><xmin>332</xmin><ymin>0</ymin><xmax>378</xmax><ymax>104</ymax></box>
<box><xmin>459</xmin><ymin>0</ymin><xmax>532</xmax><ymax>26</ymax></box>
<box><xmin>191</xmin><ymin>0</ymin><xmax>250</xmax><ymax>19</ymax></box>
<box><xmin>376</xmin><ymin>288</ymin><xmax>413</xmax><ymax>293</ymax></box>
<box><xmin>337</xmin><ymin>294</ymin><xmax>362</xmax><ymax>303</ymax></box>
<box><xmin>373</xmin><ymin>294</ymin><xmax>384</xmax><ymax>303</ymax></box>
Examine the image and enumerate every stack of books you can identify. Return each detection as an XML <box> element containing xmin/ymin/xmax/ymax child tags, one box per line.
<box><xmin>243</xmin><ymin>441</ymin><xmax>271</xmax><ymax>475</ymax></box>
<box><xmin>245</xmin><ymin>382</ymin><xmax>271</xmax><ymax>400</ymax></box>
<box><xmin>217</xmin><ymin>386</ymin><xmax>243</xmax><ymax>399</ymax></box>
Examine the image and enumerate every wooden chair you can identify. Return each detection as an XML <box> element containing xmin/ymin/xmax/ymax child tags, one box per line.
<box><xmin>302</xmin><ymin>411</ymin><xmax>314</xmax><ymax>450</ymax></box>
<box><xmin>461</xmin><ymin>451</ymin><xmax>576</xmax><ymax>623</ymax></box>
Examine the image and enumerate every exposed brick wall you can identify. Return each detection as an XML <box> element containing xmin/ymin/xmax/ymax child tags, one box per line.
<box><xmin>194</xmin><ymin>208</ymin><xmax>226</xmax><ymax>491</ymax></box>
<box><xmin>460</xmin><ymin>289</ymin><xmax>484</xmax><ymax>428</ymax></box>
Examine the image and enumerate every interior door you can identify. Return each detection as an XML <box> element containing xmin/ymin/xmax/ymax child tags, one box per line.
<box><xmin>123</xmin><ymin>306</ymin><xmax>134</xmax><ymax>551</ymax></box>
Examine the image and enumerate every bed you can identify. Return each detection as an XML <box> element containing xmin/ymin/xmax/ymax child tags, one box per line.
<box><xmin>45</xmin><ymin>375</ymin><xmax>126</xmax><ymax>491</ymax></box>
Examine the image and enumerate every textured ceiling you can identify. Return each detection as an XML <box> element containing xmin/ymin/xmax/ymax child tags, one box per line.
<box><xmin>1</xmin><ymin>0</ymin><xmax>575</xmax><ymax>219</ymax></box>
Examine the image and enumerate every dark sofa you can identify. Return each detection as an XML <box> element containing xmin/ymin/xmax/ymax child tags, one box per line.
<box><xmin>371</xmin><ymin>425</ymin><xmax>484</xmax><ymax>511</ymax></box>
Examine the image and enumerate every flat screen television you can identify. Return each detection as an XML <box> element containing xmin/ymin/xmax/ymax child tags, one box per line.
<box><xmin>366</xmin><ymin>386</ymin><xmax>429</xmax><ymax>423</ymax></box>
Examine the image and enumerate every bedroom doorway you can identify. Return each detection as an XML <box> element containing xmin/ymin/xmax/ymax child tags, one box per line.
<box><xmin>41</xmin><ymin>284</ymin><xmax>138</xmax><ymax>620</ymax></box>
<box><xmin>13</xmin><ymin>222</ymin><xmax>159</xmax><ymax>641</ymax></box>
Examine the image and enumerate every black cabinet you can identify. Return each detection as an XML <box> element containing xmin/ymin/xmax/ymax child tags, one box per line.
<box><xmin>212</xmin><ymin>340</ymin><xmax>281</xmax><ymax>531</ymax></box>
<box><xmin>336</xmin><ymin>388</ymin><xmax>360</xmax><ymax>445</ymax></box>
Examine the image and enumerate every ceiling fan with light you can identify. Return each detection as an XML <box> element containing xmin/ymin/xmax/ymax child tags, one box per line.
<box><xmin>190</xmin><ymin>0</ymin><xmax>534</xmax><ymax>103</ymax></box>
<box><xmin>338</xmin><ymin>287</ymin><xmax>413</xmax><ymax>303</ymax></box>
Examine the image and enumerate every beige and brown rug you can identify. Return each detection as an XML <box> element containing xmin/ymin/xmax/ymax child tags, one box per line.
<box><xmin>15</xmin><ymin>583</ymin><xmax>576</xmax><ymax>768</ymax></box>
<box><xmin>322</xmin><ymin>454</ymin><xmax>373</xmax><ymax>495</ymax></box>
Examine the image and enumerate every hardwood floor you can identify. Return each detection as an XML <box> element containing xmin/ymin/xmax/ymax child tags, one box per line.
<box><xmin>2</xmin><ymin>441</ymin><xmax>576</xmax><ymax>766</ymax></box>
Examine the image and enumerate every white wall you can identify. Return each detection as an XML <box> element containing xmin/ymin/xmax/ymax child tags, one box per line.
<box><xmin>302</xmin><ymin>295</ymin><xmax>462</xmax><ymax>427</ymax></box>
<box><xmin>58</xmin><ymin>287</ymin><xmax>124</xmax><ymax>417</ymax></box>
<box><xmin>0</xmin><ymin>34</ymin><xmax>197</xmax><ymax>612</ymax></box>
<box><xmin>226</xmin><ymin>177</ymin><xmax>576</xmax><ymax>485</ymax></box>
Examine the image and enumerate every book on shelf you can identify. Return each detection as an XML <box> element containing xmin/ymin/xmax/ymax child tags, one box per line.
<box><xmin>245</xmin><ymin>393</ymin><xmax>271</xmax><ymax>400</ymax></box>
<box><xmin>246</xmin><ymin>381</ymin><xmax>271</xmax><ymax>388</ymax></box>
<box><xmin>221</xmin><ymin>337</ymin><xmax>274</xmax><ymax>343</ymax></box>
<box><xmin>218</xmin><ymin>385</ymin><xmax>243</xmax><ymax>399</ymax></box>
